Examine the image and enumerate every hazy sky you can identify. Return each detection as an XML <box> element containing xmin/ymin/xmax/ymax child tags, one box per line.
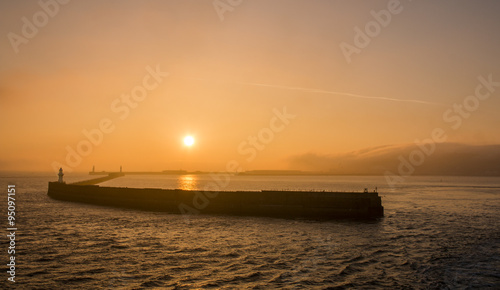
<box><xmin>1</xmin><ymin>0</ymin><xmax>499</xmax><ymax>173</ymax></box>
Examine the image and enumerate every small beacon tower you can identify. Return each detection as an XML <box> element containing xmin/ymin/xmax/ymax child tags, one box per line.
<box><xmin>58</xmin><ymin>168</ymin><xmax>65</xmax><ymax>183</ymax></box>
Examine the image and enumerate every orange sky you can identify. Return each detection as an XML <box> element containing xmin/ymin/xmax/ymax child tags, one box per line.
<box><xmin>1</xmin><ymin>0</ymin><xmax>499</xmax><ymax>173</ymax></box>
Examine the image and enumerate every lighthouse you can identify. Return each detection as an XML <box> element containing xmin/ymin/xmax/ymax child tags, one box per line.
<box><xmin>58</xmin><ymin>168</ymin><xmax>65</xmax><ymax>183</ymax></box>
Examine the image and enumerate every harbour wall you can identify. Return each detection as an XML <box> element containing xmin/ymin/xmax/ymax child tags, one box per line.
<box><xmin>48</xmin><ymin>182</ymin><xmax>384</xmax><ymax>219</ymax></box>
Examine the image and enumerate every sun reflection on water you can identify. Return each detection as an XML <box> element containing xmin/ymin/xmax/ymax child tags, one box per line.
<box><xmin>178</xmin><ymin>175</ymin><xmax>198</xmax><ymax>191</ymax></box>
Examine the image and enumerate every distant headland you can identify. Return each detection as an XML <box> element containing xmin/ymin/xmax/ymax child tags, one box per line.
<box><xmin>89</xmin><ymin>169</ymin><xmax>337</xmax><ymax>176</ymax></box>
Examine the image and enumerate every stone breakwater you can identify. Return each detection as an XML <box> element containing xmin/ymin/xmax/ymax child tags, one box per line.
<box><xmin>47</xmin><ymin>182</ymin><xmax>384</xmax><ymax>219</ymax></box>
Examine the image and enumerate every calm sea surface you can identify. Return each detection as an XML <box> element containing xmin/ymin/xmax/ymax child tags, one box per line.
<box><xmin>0</xmin><ymin>173</ymin><xmax>499</xmax><ymax>289</ymax></box>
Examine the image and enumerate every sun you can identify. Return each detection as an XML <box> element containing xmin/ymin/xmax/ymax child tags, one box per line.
<box><xmin>183</xmin><ymin>136</ymin><xmax>195</xmax><ymax>147</ymax></box>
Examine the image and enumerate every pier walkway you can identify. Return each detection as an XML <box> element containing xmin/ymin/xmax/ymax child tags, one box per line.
<box><xmin>71</xmin><ymin>173</ymin><xmax>125</xmax><ymax>185</ymax></box>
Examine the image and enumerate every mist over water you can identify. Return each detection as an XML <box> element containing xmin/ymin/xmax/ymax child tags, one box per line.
<box><xmin>1</xmin><ymin>173</ymin><xmax>499</xmax><ymax>289</ymax></box>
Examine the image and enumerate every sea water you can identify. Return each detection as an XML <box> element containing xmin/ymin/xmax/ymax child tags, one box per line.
<box><xmin>0</xmin><ymin>173</ymin><xmax>498</xmax><ymax>289</ymax></box>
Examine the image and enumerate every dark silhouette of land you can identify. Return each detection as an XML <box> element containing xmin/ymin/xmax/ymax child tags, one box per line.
<box><xmin>88</xmin><ymin>169</ymin><xmax>320</xmax><ymax>176</ymax></box>
<box><xmin>289</xmin><ymin>143</ymin><xmax>500</xmax><ymax>176</ymax></box>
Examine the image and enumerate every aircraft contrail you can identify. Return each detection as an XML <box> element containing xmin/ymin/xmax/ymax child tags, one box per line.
<box><xmin>189</xmin><ymin>77</ymin><xmax>443</xmax><ymax>106</ymax></box>
<box><xmin>235</xmin><ymin>81</ymin><xmax>442</xmax><ymax>106</ymax></box>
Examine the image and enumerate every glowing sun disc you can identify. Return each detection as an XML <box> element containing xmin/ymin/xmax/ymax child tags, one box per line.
<box><xmin>184</xmin><ymin>136</ymin><xmax>195</xmax><ymax>146</ymax></box>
